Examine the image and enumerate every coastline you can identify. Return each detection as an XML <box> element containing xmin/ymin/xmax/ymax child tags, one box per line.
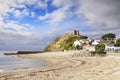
<box><xmin>0</xmin><ymin>50</ymin><xmax>120</xmax><ymax>80</ymax></box>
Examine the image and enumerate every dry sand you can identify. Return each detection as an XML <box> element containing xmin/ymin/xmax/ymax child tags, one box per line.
<box><xmin>0</xmin><ymin>50</ymin><xmax>120</xmax><ymax>80</ymax></box>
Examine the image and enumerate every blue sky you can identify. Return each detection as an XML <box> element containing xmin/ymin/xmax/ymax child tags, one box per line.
<box><xmin>0</xmin><ymin>0</ymin><xmax>120</xmax><ymax>50</ymax></box>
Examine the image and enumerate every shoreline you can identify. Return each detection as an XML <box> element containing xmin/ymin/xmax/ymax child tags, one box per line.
<box><xmin>0</xmin><ymin>50</ymin><xmax>120</xmax><ymax>80</ymax></box>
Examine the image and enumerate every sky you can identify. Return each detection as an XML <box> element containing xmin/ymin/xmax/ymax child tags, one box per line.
<box><xmin>0</xmin><ymin>0</ymin><xmax>120</xmax><ymax>50</ymax></box>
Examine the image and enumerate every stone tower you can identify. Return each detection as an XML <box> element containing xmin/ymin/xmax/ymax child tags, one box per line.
<box><xmin>71</xmin><ymin>29</ymin><xmax>80</xmax><ymax>36</ymax></box>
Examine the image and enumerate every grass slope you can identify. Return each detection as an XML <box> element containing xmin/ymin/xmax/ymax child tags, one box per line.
<box><xmin>44</xmin><ymin>34</ymin><xmax>87</xmax><ymax>51</ymax></box>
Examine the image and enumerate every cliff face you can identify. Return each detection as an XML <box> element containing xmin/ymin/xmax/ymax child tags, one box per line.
<box><xmin>44</xmin><ymin>34</ymin><xmax>87</xmax><ymax>51</ymax></box>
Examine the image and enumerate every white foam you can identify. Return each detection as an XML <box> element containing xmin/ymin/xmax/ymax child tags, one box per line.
<box><xmin>0</xmin><ymin>70</ymin><xmax>4</xmax><ymax>72</ymax></box>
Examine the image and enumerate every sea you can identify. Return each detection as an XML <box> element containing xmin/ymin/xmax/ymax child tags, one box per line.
<box><xmin>0</xmin><ymin>51</ymin><xmax>47</xmax><ymax>72</ymax></box>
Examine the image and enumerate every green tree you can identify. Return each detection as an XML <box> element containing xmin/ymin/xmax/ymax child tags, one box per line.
<box><xmin>101</xmin><ymin>33</ymin><xmax>116</xmax><ymax>40</ymax></box>
<box><xmin>114</xmin><ymin>39</ymin><xmax>120</xmax><ymax>47</ymax></box>
<box><xmin>95</xmin><ymin>44</ymin><xmax>105</xmax><ymax>54</ymax></box>
<box><xmin>91</xmin><ymin>44</ymin><xmax>105</xmax><ymax>55</ymax></box>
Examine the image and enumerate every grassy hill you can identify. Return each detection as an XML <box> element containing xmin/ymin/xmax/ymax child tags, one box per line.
<box><xmin>44</xmin><ymin>34</ymin><xmax>87</xmax><ymax>51</ymax></box>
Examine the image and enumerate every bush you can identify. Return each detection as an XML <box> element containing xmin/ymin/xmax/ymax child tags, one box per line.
<box><xmin>114</xmin><ymin>39</ymin><xmax>120</xmax><ymax>47</ymax></box>
<box><xmin>91</xmin><ymin>44</ymin><xmax>105</xmax><ymax>55</ymax></box>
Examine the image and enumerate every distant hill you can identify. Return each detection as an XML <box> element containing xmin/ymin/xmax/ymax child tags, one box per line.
<box><xmin>44</xmin><ymin>33</ymin><xmax>87</xmax><ymax>51</ymax></box>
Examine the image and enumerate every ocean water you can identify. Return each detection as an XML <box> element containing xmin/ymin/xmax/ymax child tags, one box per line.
<box><xmin>0</xmin><ymin>51</ymin><xmax>47</xmax><ymax>72</ymax></box>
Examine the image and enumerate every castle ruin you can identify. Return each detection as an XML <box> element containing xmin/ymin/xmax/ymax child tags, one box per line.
<box><xmin>70</xmin><ymin>29</ymin><xmax>80</xmax><ymax>36</ymax></box>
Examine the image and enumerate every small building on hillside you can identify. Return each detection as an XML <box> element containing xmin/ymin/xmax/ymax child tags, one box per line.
<box><xmin>74</xmin><ymin>40</ymin><xmax>82</xmax><ymax>47</ymax></box>
<box><xmin>73</xmin><ymin>39</ymin><xmax>91</xmax><ymax>50</ymax></box>
<box><xmin>88</xmin><ymin>46</ymin><xmax>96</xmax><ymax>51</ymax></box>
<box><xmin>82</xmin><ymin>44</ymin><xmax>90</xmax><ymax>50</ymax></box>
<box><xmin>92</xmin><ymin>40</ymin><xmax>99</xmax><ymax>46</ymax></box>
<box><xmin>105</xmin><ymin>44</ymin><xmax>120</xmax><ymax>52</ymax></box>
<box><xmin>87</xmin><ymin>37</ymin><xmax>92</xmax><ymax>43</ymax></box>
<box><xmin>94</xmin><ymin>38</ymin><xmax>101</xmax><ymax>43</ymax></box>
<box><xmin>88</xmin><ymin>39</ymin><xmax>100</xmax><ymax>51</ymax></box>
<box><xmin>80</xmin><ymin>39</ymin><xmax>90</xmax><ymax>50</ymax></box>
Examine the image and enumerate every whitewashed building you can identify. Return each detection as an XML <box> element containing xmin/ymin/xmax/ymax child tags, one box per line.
<box><xmin>88</xmin><ymin>46</ymin><xmax>96</xmax><ymax>51</ymax></box>
<box><xmin>73</xmin><ymin>39</ymin><xmax>91</xmax><ymax>50</ymax></box>
<box><xmin>92</xmin><ymin>41</ymin><xmax>99</xmax><ymax>46</ymax></box>
<box><xmin>105</xmin><ymin>45</ymin><xmax>120</xmax><ymax>52</ymax></box>
<box><xmin>88</xmin><ymin>39</ymin><xmax>99</xmax><ymax>51</ymax></box>
<box><xmin>73</xmin><ymin>40</ymin><xmax>82</xmax><ymax>47</ymax></box>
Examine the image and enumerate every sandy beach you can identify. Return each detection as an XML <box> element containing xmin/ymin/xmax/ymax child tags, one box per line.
<box><xmin>0</xmin><ymin>50</ymin><xmax>120</xmax><ymax>80</ymax></box>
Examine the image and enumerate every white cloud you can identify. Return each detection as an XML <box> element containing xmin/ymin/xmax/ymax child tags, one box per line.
<box><xmin>0</xmin><ymin>15</ymin><xmax>3</xmax><ymax>21</ymax></box>
<box><xmin>0</xmin><ymin>0</ymin><xmax>26</xmax><ymax>16</ymax></box>
<box><xmin>0</xmin><ymin>30</ymin><xmax>42</xmax><ymax>50</ymax></box>
<box><xmin>31</xmin><ymin>12</ymin><xmax>35</xmax><ymax>17</ymax></box>
<box><xmin>0</xmin><ymin>0</ymin><xmax>12</xmax><ymax>16</ymax></box>
<box><xmin>0</xmin><ymin>0</ymin><xmax>48</xmax><ymax>17</ymax></box>
<box><xmin>22</xmin><ymin>9</ymin><xmax>29</xmax><ymax>16</ymax></box>
<box><xmin>76</xmin><ymin>0</ymin><xmax>120</xmax><ymax>28</ymax></box>
<box><xmin>38</xmin><ymin>0</ymin><xmax>79</xmax><ymax>25</ymax></box>
<box><xmin>39</xmin><ymin>8</ymin><xmax>66</xmax><ymax>25</ymax></box>
<box><xmin>35</xmin><ymin>1</ymin><xmax>47</xmax><ymax>9</ymax></box>
<box><xmin>52</xmin><ymin>0</ymin><xmax>75</xmax><ymax>8</ymax></box>
<box><xmin>0</xmin><ymin>20</ymin><xmax>32</xmax><ymax>36</ymax></box>
<box><xmin>0</xmin><ymin>19</ymin><xmax>42</xmax><ymax>50</ymax></box>
<box><xmin>17</xmin><ymin>0</ymin><xmax>48</xmax><ymax>9</ymax></box>
<box><xmin>13</xmin><ymin>10</ymin><xmax>21</xmax><ymax>18</ymax></box>
<box><xmin>74</xmin><ymin>0</ymin><xmax>120</xmax><ymax>38</ymax></box>
<box><xmin>0</xmin><ymin>0</ymin><xmax>49</xmax><ymax>50</ymax></box>
<box><xmin>13</xmin><ymin>9</ymin><xmax>29</xmax><ymax>18</ymax></box>
<box><xmin>40</xmin><ymin>0</ymin><xmax>120</xmax><ymax>38</ymax></box>
<box><xmin>17</xmin><ymin>0</ymin><xmax>38</xmax><ymax>5</ymax></box>
<box><xmin>52</xmin><ymin>0</ymin><xmax>64</xmax><ymax>7</ymax></box>
<box><xmin>38</xmin><ymin>6</ymin><xmax>74</xmax><ymax>25</ymax></box>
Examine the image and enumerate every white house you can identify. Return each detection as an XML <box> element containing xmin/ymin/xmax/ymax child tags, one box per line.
<box><xmin>74</xmin><ymin>39</ymin><xmax>91</xmax><ymax>50</ymax></box>
<box><xmin>88</xmin><ymin>46</ymin><xmax>96</xmax><ymax>51</ymax></box>
<box><xmin>88</xmin><ymin>40</ymin><xmax>99</xmax><ymax>51</ymax></box>
<box><xmin>105</xmin><ymin>45</ymin><xmax>120</xmax><ymax>52</ymax></box>
<box><xmin>73</xmin><ymin>40</ymin><xmax>82</xmax><ymax>47</ymax></box>
<box><xmin>87</xmin><ymin>37</ymin><xmax>92</xmax><ymax>43</ymax></box>
<box><xmin>80</xmin><ymin>39</ymin><xmax>90</xmax><ymax>44</ymax></box>
<box><xmin>92</xmin><ymin>41</ymin><xmax>99</xmax><ymax>46</ymax></box>
<box><xmin>79</xmin><ymin>40</ymin><xmax>85</xmax><ymax>44</ymax></box>
<box><xmin>94</xmin><ymin>38</ymin><xmax>101</xmax><ymax>43</ymax></box>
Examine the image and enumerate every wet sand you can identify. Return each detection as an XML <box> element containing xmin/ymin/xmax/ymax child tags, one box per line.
<box><xmin>0</xmin><ymin>50</ymin><xmax>120</xmax><ymax>80</ymax></box>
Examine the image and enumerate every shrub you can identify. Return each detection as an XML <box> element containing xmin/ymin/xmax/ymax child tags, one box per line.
<box><xmin>114</xmin><ymin>39</ymin><xmax>120</xmax><ymax>47</ymax></box>
<box><xmin>91</xmin><ymin>44</ymin><xmax>105</xmax><ymax>55</ymax></box>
